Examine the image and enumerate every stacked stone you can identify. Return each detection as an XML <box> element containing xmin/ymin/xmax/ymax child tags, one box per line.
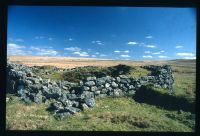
<box><xmin>142</xmin><ymin>65</ymin><xmax>174</xmax><ymax>93</ymax></box>
<box><xmin>7</xmin><ymin>62</ymin><xmax>44</xmax><ymax>103</ymax></box>
<box><xmin>6</xmin><ymin>62</ymin><xmax>96</xmax><ymax>119</ymax></box>
<box><xmin>7</xmin><ymin>61</ymin><xmax>174</xmax><ymax>119</ymax></box>
<box><xmin>80</xmin><ymin>75</ymin><xmax>139</xmax><ymax>98</ymax></box>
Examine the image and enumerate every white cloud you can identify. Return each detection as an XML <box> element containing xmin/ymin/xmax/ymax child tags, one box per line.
<box><xmin>30</xmin><ymin>46</ymin><xmax>39</xmax><ymax>50</ymax></box>
<box><xmin>92</xmin><ymin>40</ymin><xmax>104</xmax><ymax>45</ymax></box>
<box><xmin>114</xmin><ymin>50</ymin><xmax>129</xmax><ymax>53</ymax></box>
<box><xmin>7</xmin><ymin>43</ymin><xmax>28</xmax><ymax>55</ymax></box>
<box><xmin>8</xmin><ymin>50</ymin><xmax>29</xmax><ymax>55</ymax></box>
<box><xmin>176</xmin><ymin>52</ymin><xmax>196</xmax><ymax>60</ymax></box>
<box><xmin>127</xmin><ymin>41</ymin><xmax>137</xmax><ymax>45</ymax></box>
<box><xmin>176</xmin><ymin>53</ymin><xmax>195</xmax><ymax>57</ymax></box>
<box><xmin>37</xmin><ymin>49</ymin><xmax>57</xmax><ymax>56</ymax></box>
<box><xmin>31</xmin><ymin>46</ymin><xmax>58</xmax><ymax>56</ymax></box>
<box><xmin>64</xmin><ymin>47</ymin><xmax>81</xmax><ymax>52</ymax></box>
<box><xmin>152</xmin><ymin>52</ymin><xmax>161</xmax><ymax>55</ymax></box>
<box><xmin>73</xmin><ymin>52</ymin><xmax>80</xmax><ymax>55</ymax></box>
<box><xmin>145</xmin><ymin>36</ymin><xmax>153</xmax><ymax>39</ymax></box>
<box><xmin>8</xmin><ymin>43</ymin><xmax>25</xmax><ymax>49</ymax></box>
<box><xmin>120</xmin><ymin>55</ymin><xmax>130</xmax><ymax>58</ymax></box>
<box><xmin>124</xmin><ymin>50</ymin><xmax>129</xmax><ymax>53</ymax></box>
<box><xmin>152</xmin><ymin>50</ymin><xmax>165</xmax><ymax>55</ymax></box>
<box><xmin>8</xmin><ymin>43</ymin><xmax>59</xmax><ymax>56</ymax></box>
<box><xmin>69</xmin><ymin>38</ymin><xmax>73</xmax><ymax>41</ymax></box>
<box><xmin>175</xmin><ymin>45</ymin><xmax>183</xmax><ymax>49</ymax></box>
<box><xmin>30</xmin><ymin>46</ymin><xmax>53</xmax><ymax>50</ymax></box>
<box><xmin>73</xmin><ymin>51</ymin><xmax>89</xmax><ymax>57</ymax></box>
<box><xmin>145</xmin><ymin>50</ymin><xmax>165</xmax><ymax>55</ymax></box>
<box><xmin>95</xmin><ymin>52</ymin><xmax>100</xmax><ymax>55</ymax></box>
<box><xmin>15</xmin><ymin>38</ymin><xmax>24</xmax><ymax>42</ymax></box>
<box><xmin>158</xmin><ymin>56</ymin><xmax>168</xmax><ymax>58</ymax></box>
<box><xmin>183</xmin><ymin>57</ymin><xmax>196</xmax><ymax>59</ymax></box>
<box><xmin>48</xmin><ymin>37</ymin><xmax>53</xmax><ymax>41</ymax></box>
<box><xmin>146</xmin><ymin>45</ymin><xmax>156</xmax><ymax>48</ymax></box>
<box><xmin>91</xmin><ymin>55</ymin><xmax>96</xmax><ymax>57</ymax></box>
<box><xmin>143</xmin><ymin>55</ymin><xmax>152</xmax><ymax>58</ymax></box>
<box><xmin>97</xmin><ymin>42</ymin><xmax>104</xmax><ymax>45</ymax></box>
<box><xmin>144</xmin><ymin>51</ymin><xmax>151</xmax><ymax>54</ymax></box>
<box><xmin>114</xmin><ymin>50</ymin><xmax>121</xmax><ymax>53</ymax></box>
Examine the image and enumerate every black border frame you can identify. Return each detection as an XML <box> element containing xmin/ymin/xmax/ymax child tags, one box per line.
<box><xmin>0</xmin><ymin>0</ymin><xmax>199</xmax><ymax>136</ymax></box>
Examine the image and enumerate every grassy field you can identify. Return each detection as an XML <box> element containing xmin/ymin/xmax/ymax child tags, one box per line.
<box><xmin>8</xmin><ymin>55</ymin><xmax>178</xmax><ymax>69</ymax></box>
<box><xmin>6</xmin><ymin>59</ymin><xmax>196</xmax><ymax>131</ymax></box>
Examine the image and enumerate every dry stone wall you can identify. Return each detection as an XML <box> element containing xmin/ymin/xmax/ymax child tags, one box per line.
<box><xmin>6</xmin><ymin>61</ymin><xmax>174</xmax><ymax>119</ymax></box>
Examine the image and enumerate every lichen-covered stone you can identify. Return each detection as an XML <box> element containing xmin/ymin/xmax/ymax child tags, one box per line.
<box><xmin>91</xmin><ymin>86</ymin><xmax>97</xmax><ymax>92</ymax></box>
<box><xmin>84</xmin><ymin>98</ymin><xmax>95</xmax><ymax>107</ymax></box>
<box><xmin>86</xmin><ymin>77</ymin><xmax>96</xmax><ymax>81</ymax></box>
<box><xmin>85</xmin><ymin>81</ymin><xmax>95</xmax><ymax>87</ymax></box>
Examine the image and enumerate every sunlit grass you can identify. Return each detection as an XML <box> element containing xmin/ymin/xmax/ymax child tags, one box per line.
<box><xmin>6</xmin><ymin>59</ymin><xmax>196</xmax><ymax>131</ymax></box>
<box><xmin>6</xmin><ymin>95</ymin><xmax>194</xmax><ymax>131</ymax></box>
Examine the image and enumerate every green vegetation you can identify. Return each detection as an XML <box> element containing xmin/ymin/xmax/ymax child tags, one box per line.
<box><xmin>170</xmin><ymin>60</ymin><xmax>196</xmax><ymax>103</ymax></box>
<box><xmin>62</xmin><ymin>64</ymin><xmax>151</xmax><ymax>83</ymax></box>
<box><xmin>134</xmin><ymin>86</ymin><xmax>195</xmax><ymax>113</ymax></box>
<box><xmin>128</xmin><ymin>67</ymin><xmax>151</xmax><ymax>78</ymax></box>
<box><xmin>32</xmin><ymin>65</ymin><xmax>65</xmax><ymax>81</ymax></box>
<box><xmin>6</xmin><ymin>95</ymin><xmax>194</xmax><ymax>131</ymax></box>
<box><xmin>6</xmin><ymin>60</ymin><xmax>196</xmax><ymax>131</ymax></box>
<box><xmin>32</xmin><ymin>64</ymin><xmax>151</xmax><ymax>83</ymax></box>
<box><xmin>42</xmin><ymin>72</ymin><xmax>64</xmax><ymax>81</ymax></box>
<box><xmin>35</xmin><ymin>65</ymin><xmax>57</xmax><ymax>70</ymax></box>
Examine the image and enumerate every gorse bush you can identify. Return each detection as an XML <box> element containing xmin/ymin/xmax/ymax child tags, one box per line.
<box><xmin>107</xmin><ymin>64</ymin><xmax>132</xmax><ymax>76</ymax></box>
<box><xmin>32</xmin><ymin>64</ymin><xmax>151</xmax><ymax>83</ymax></box>
<box><xmin>63</xmin><ymin>66</ymin><xmax>106</xmax><ymax>82</ymax></box>
<box><xmin>35</xmin><ymin>65</ymin><xmax>56</xmax><ymax>70</ymax></box>
<box><xmin>63</xmin><ymin>64</ymin><xmax>133</xmax><ymax>82</ymax></box>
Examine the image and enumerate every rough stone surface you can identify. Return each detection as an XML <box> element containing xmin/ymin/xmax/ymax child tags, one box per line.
<box><xmin>84</xmin><ymin>98</ymin><xmax>95</xmax><ymax>107</ymax></box>
<box><xmin>6</xmin><ymin>61</ymin><xmax>174</xmax><ymax>119</ymax></box>
<box><xmin>81</xmin><ymin>103</ymin><xmax>89</xmax><ymax>110</ymax></box>
<box><xmin>105</xmin><ymin>83</ymin><xmax>110</xmax><ymax>88</ymax></box>
<box><xmin>111</xmin><ymin>82</ymin><xmax>118</xmax><ymax>88</ymax></box>
<box><xmin>86</xmin><ymin>77</ymin><xmax>96</xmax><ymax>81</ymax></box>
<box><xmin>85</xmin><ymin>81</ymin><xmax>95</xmax><ymax>87</ymax></box>
<box><xmin>91</xmin><ymin>86</ymin><xmax>97</xmax><ymax>92</ymax></box>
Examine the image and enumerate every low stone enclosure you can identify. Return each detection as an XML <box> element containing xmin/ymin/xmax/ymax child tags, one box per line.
<box><xmin>6</xmin><ymin>61</ymin><xmax>174</xmax><ymax>119</ymax></box>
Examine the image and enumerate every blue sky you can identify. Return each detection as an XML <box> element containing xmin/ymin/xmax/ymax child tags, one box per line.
<box><xmin>7</xmin><ymin>6</ymin><xmax>196</xmax><ymax>60</ymax></box>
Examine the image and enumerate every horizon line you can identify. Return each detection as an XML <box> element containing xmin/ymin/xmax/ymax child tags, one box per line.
<box><xmin>7</xmin><ymin>55</ymin><xmax>196</xmax><ymax>61</ymax></box>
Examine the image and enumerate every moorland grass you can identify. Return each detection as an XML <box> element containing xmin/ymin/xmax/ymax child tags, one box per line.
<box><xmin>6</xmin><ymin>60</ymin><xmax>196</xmax><ymax>131</ymax></box>
<box><xmin>6</xmin><ymin>95</ymin><xmax>194</xmax><ymax>131</ymax></box>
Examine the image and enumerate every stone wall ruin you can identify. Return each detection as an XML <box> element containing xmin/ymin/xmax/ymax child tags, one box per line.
<box><xmin>6</xmin><ymin>61</ymin><xmax>174</xmax><ymax>119</ymax></box>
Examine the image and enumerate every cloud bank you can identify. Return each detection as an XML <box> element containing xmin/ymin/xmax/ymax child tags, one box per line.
<box><xmin>127</xmin><ymin>41</ymin><xmax>137</xmax><ymax>45</ymax></box>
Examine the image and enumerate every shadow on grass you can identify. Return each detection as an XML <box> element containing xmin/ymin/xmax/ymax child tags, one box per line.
<box><xmin>133</xmin><ymin>86</ymin><xmax>195</xmax><ymax>113</ymax></box>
